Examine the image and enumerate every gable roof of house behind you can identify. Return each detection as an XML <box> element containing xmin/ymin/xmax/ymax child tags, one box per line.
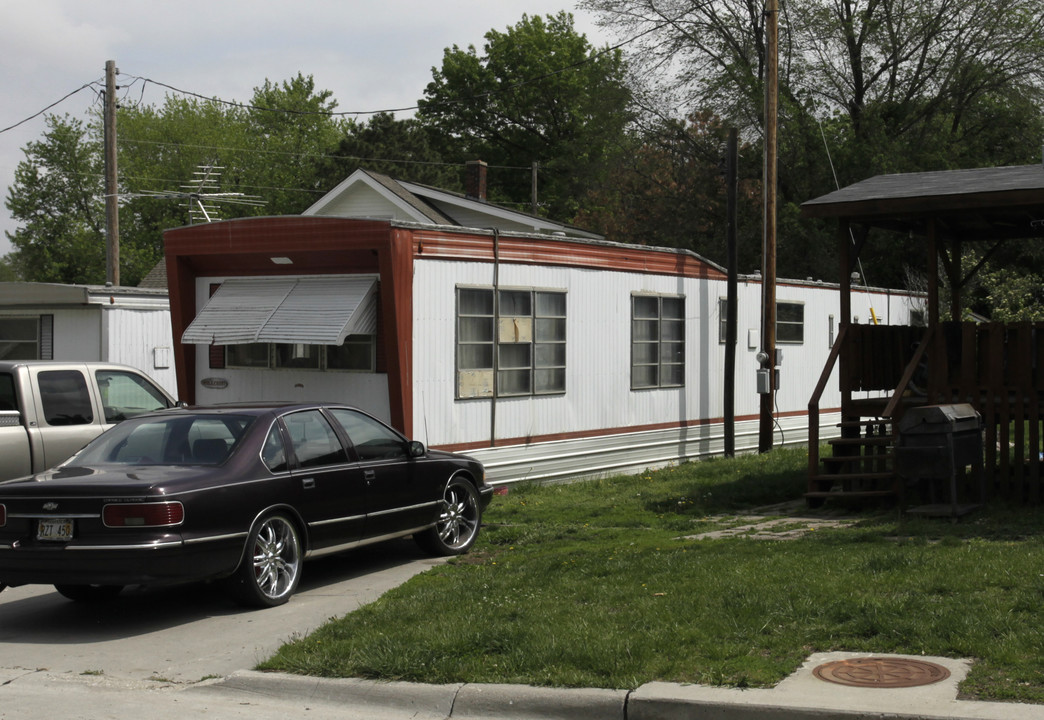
<box><xmin>303</xmin><ymin>168</ymin><xmax>604</xmax><ymax>240</ymax></box>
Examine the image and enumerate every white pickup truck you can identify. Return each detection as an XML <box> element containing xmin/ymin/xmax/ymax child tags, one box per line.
<box><xmin>0</xmin><ymin>361</ymin><xmax>176</xmax><ymax>483</ymax></box>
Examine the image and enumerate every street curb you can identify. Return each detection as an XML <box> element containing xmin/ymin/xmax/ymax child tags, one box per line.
<box><xmin>207</xmin><ymin>670</ymin><xmax>1044</xmax><ymax>720</ymax></box>
<box><xmin>212</xmin><ymin>671</ymin><xmax>460</xmax><ymax>718</ymax></box>
<box><xmin>453</xmin><ymin>682</ymin><xmax>627</xmax><ymax>719</ymax></box>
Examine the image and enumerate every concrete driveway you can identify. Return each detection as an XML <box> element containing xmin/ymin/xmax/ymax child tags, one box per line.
<box><xmin>0</xmin><ymin>538</ymin><xmax>443</xmax><ymax>686</ymax></box>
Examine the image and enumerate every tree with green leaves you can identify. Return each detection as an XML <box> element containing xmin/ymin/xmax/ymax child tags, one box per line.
<box><xmin>6</xmin><ymin>74</ymin><xmax>349</xmax><ymax>286</ymax></box>
<box><xmin>317</xmin><ymin>112</ymin><xmax>459</xmax><ymax>191</ymax></box>
<box><xmin>581</xmin><ymin>0</ymin><xmax>1044</xmax><ymax>292</ymax></box>
<box><xmin>4</xmin><ymin>115</ymin><xmax>107</xmax><ymax>283</ymax></box>
<box><xmin>240</xmin><ymin>73</ymin><xmax>348</xmax><ymax>213</ymax></box>
<box><xmin>418</xmin><ymin>12</ymin><xmax>633</xmax><ymax>220</ymax></box>
<box><xmin>575</xmin><ymin>111</ymin><xmax>763</xmax><ymax>269</ymax></box>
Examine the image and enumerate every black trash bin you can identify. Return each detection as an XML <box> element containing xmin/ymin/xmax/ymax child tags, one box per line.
<box><xmin>896</xmin><ymin>403</ymin><xmax>985</xmax><ymax>518</ymax></box>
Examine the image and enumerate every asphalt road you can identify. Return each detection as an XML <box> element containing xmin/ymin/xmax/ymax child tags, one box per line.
<box><xmin>0</xmin><ymin>538</ymin><xmax>444</xmax><ymax>685</ymax></box>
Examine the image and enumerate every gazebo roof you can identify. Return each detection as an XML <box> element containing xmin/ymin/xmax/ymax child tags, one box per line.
<box><xmin>801</xmin><ymin>164</ymin><xmax>1044</xmax><ymax>241</ymax></box>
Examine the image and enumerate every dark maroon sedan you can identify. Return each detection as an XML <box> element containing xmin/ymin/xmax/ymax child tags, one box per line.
<box><xmin>0</xmin><ymin>403</ymin><xmax>491</xmax><ymax>607</ymax></box>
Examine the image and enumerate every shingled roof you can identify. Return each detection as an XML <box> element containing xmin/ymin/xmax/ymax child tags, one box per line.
<box><xmin>801</xmin><ymin>164</ymin><xmax>1044</xmax><ymax>241</ymax></box>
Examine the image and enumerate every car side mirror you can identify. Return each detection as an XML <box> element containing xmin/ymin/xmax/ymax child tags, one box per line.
<box><xmin>408</xmin><ymin>440</ymin><xmax>425</xmax><ymax>458</ymax></box>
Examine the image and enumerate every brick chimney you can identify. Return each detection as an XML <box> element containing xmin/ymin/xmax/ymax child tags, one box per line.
<box><xmin>465</xmin><ymin>160</ymin><xmax>487</xmax><ymax>201</ymax></box>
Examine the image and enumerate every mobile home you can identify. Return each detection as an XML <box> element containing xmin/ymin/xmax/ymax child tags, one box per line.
<box><xmin>163</xmin><ymin>213</ymin><xmax>920</xmax><ymax>484</ymax></box>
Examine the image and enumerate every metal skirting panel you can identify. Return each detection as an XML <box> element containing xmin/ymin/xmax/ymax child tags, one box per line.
<box><xmin>465</xmin><ymin>413</ymin><xmax>842</xmax><ymax>485</ymax></box>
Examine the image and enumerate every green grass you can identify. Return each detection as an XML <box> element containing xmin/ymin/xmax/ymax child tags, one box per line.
<box><xmin>259</xmin><ymin>448</ymin><xmax>1044</xmax><ymax>703</ymax></box>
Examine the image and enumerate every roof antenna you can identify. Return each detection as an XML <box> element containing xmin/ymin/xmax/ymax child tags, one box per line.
<box><xmin>121</xmin><ymin>165</ymin><xmax>266</xmax><ymax>223</ymax></box>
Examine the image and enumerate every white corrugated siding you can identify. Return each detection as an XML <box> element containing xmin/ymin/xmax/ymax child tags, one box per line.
<box><xmin>102</xmin><ymin>307</ymin><xmax>177</xmax><ymax>396</ymax></box>
<box><xmin>412</xmin><ymin>258</ymin><xmax>917</xmax><ymax>482</ymax></box>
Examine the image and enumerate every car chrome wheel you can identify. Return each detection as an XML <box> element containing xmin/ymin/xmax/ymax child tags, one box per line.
<box><xmin>416</xmin><ymin>476</ymin><xmax>481</xmax><ymax>556</ymax></box>
<box><xmin>230</xmin><ymin>513</ymin><xmax>301</xmax><ymax>607</ymax></box>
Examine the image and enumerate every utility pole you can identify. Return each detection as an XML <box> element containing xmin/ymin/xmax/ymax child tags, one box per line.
<box><xmin>724</xmin><ymin>129</ymin><xmax>738</xmax><ymax>457</ymax></box>
<box><xmin>758</xmin><ymin>0</ymin><xmax>779</xmax><ymax>452</ymax></box>
<box><xmin>104</xmin><ymin>59</ymin><xmax>120</xmax><ymax>286</ymax></box>
<box><xmin>531</xmin><ymin>162</ymin><xmax>539</xmax><ymax>215</ymax></box>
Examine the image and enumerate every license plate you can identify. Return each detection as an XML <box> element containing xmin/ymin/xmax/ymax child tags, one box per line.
<box><xmin>37</xmin><ymin>518</ymin><xmax>74</xmax><ymax>542</ymax></box>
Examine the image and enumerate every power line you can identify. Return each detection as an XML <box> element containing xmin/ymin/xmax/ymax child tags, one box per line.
<box><xmin>0</xmin><ymin>81</ymin><xmax>102</xmax><ymax>135</ymax></box>
<box><xmin>1</xmin><ymin>14</ymin><xmax>675</xmax><ymax>139</ymax></box>
<box><xmin>117</xmin><ymin>137</ymin><xmax>531</xmax><ymax>171</ymax></box>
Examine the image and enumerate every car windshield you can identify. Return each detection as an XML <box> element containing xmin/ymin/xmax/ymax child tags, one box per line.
<box><xmin>67</xmin><ymin>413</ymin><xmax>256</xmax><ymax>467</ymax></box>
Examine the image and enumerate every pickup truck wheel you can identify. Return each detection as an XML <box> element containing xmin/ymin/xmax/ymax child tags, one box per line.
<box><xmin>54</xmin><ymin>584</ymin><xmax>123</xmax><ymax>602</ymax></box>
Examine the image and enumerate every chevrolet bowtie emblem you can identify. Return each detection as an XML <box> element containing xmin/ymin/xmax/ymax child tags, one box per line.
<box><xmin>43</xmin><ymin>502</ymin><xmax>59</xmax><ymax>511</ymax></box>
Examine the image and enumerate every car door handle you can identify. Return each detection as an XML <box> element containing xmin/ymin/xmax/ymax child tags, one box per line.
<box><xmin>364</xmin><ymin>469</ymin><xmax>376</xmax><ymax>482</ymax></box>
<box><xmin>301</xmin><ymin>478</ymin><xmax>315</xmax><ymax>489</ymax></box>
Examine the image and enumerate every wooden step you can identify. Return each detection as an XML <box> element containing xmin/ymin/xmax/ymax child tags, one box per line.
<box><xmin>822</xmin><ymin>454</ymin><xmax>894</xmax><ymax>465</ymax></box>
<box><xmin>809</xmin><ymin>471</ymin><xmax>896</xmax><ymax>485</ymax></box>
<box><xmin>804</xmin><ymin>489</ymin><xmax>897</xmax><ymax>500</ymax></box>
<box><xmin>829</xmin><ymin>436</ymin><xmax>894</xmax><ymax>447</ymax></box>
<box><xmin>839</xmin><ymin>419</ymin><xmax>892</xmax><ymax>428</ymax></box>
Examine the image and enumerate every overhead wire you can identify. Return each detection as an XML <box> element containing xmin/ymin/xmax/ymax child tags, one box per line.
<box><xmin>0</xmin><ymin>10</ymin><xmax>690</xmax><ymax>212</ymax></box>
<box><xmin>0</xmin><ymin>81</ymin><xmax>102</xmax><ymax>135</ymax></box>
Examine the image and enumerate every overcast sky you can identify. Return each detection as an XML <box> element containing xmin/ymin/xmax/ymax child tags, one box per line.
<box><xmin>0</xmin><ymin>0</ymin><xmax>613</xmax><ymax>258</ymax></box>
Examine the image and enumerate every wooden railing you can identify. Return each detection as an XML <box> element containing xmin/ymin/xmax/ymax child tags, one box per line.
<box><xmin>807</xmin><ymin>325</ymin><xmax>847</xmax><ymax>481</ymax></box>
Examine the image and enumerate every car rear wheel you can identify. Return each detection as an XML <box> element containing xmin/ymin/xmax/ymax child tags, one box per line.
<box><xmin>415</xmin><ymin>476</ymin><xmax>482</xmax><ymax>556</ymax></box>
<box><xmin>54</xmin><ymin>584</ymin><xmax>123</xmax><ymax>602</ymax></box>
<box><xmin>228</xmin><ymin>513</ymin><xmax>302</xmax><ymax>608</ymax></box>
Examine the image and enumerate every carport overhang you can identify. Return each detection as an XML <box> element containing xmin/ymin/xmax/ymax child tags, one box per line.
<box><xmin>801</xmin><ymin>163</ymin><xmax>1044</xmax><ymax>325</ymax></box>
<box><xmin>162</xmin><ymin>216</ymin><xmax>415</xmax><ymax>435</ymax></box>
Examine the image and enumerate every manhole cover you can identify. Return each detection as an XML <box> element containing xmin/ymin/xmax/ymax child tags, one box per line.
<box><xmin>813</xmin><ymin>657</ymin><xmax>951</xmax><ymax>688</ymax></box>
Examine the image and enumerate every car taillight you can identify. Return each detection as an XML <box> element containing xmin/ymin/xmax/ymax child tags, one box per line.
<box><xmin>0</xmin><ymin>503</ymin><xmax>5</xmax><ymax>527</ymax></box>
<box><xmin>103</xmin><ymin>501</ymin><xmax>184</xmax><ymax>528</ymax></box>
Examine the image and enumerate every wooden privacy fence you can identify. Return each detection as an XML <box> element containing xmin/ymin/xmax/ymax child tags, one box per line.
<box><xmin>921</xmin><ymin>322</ymin><xmax>1044</xmax><ymax>504</ymax></box>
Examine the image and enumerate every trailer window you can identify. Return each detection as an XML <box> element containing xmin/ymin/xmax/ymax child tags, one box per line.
<box><xmin>455</xmin><ymin>287</ymin><xmax>566</xmax><ymax>399</ymax></box>
<box><xmin>631</xmin><ymin>294</ymin><xmax>685</xmax><ymax>389</ymax></box>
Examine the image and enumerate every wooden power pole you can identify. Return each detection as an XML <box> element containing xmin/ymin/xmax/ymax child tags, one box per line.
<box><xmin>724</xmin><ymin>129</ymin><xmax>738</xmax><ymax>457</ymax></box>
<box><xmin>758</xmin><ymin>0</ymin><xmax>779</xmax><ymax>452</ymax></box>
<box><xmin>104</xmin><ymin>59</ymin><xmax>120</xmax><ymax>286</ymax></box>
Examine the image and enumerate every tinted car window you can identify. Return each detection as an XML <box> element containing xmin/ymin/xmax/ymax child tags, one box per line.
<box><xmin>39</xmin><ymin>370</ymin><xmax>93</xmax><ymax>426</ymax></box>
<box><xmin>0</xmin><ymin>373</ymin><xmax>16</xmax><ymax>411</ymax></box>
<box><xmin>262</xmin><ymin>424</ymin><xmax>288</xmax><ymax>473</ymax></box>
<box><xmin>69</xmin><ymin>414</ymin><xmax>254</xmax><ymax>466</ymax></box>
<box><xmin>328</xmin><ymin>408</ymin><xmax>408</xmax><ymax>461</ymax></box>
<box><xmin>284</xmin><ymin>410</ymin><xmax>348</xmax><ymax>469</ymax></box>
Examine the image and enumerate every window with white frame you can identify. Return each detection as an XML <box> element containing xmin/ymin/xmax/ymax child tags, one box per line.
<box><xmin>225</xmin><ymin>336</ymin><xmax>375</xmax><ymax>371</ymax></box>
<box><xmin>456</xmin><ymin>286</ymin><xmax>566</xmax><ymax>399</ymax></box>
<box><xmin>631</xmin><ymin>294</ymin><xmax>685</xmax><ymax>389</ymax></box>
<box><xmin>776</xmin><ymin>301</ymin><xmax>804</xmax><ymax>344</ymax></box>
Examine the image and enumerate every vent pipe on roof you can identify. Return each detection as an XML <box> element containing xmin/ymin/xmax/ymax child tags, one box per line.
<box><xmin>465</xmin><ymin>160</ymin><xmax>487</xmax><ymax>202</ymax></box>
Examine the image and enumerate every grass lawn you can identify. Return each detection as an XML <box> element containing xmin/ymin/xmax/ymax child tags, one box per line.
<box><xmin>259</xmin><ymin>448</ymin><xmax>1044</xmax><ymax>704</ymax></box>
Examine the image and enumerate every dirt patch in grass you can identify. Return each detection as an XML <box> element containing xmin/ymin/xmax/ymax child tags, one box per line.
<box><xmin>684</xmin><ymin>500</ymin><xmax>858</xmax><ymax>540</ymax></box>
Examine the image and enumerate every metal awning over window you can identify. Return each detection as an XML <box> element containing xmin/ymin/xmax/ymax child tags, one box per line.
<box><xmin>182</xmin><ymin>276</ymin><xmax>378</xmax><ymax>345</ymax></box>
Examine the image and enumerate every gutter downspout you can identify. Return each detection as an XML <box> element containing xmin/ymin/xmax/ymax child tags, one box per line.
<box><xmin>491</xmin><ymin>229</ymin><xmax>500</xmax><ymax>448</ymax></box>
